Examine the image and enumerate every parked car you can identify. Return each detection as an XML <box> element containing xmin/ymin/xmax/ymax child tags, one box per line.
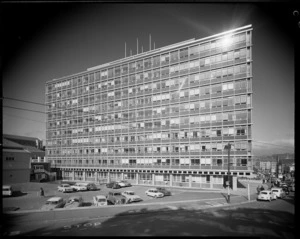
<box><xmin>145</xmin><ymin>188</ymin><xmax>164</xmax><ymax>198</ymax></box>
<box><xmin>155</xmin><ymin>187</ymin><xmax>172</xmax><ymax>196</ymax></box>
<box><xmin>86</xmin><ymin>183</ymin><xmax>98</xmax><ymax>191</ymax></box>
<box><xmin>257</xmin><ymin>190</ymin><xmax>276</xmax><ymax>202</ymax></box>
<box><xmin>93</xmin><ymin>195</ymin><xmax>108</xmax><ymax>206</ymax></box>
<box><xmin>41</xmin><ymin>197</ymin><xmax>65</xmax><ymax>210</ymax></box>
<box><xmin>106</xmin><ymin>182</ymin><xmax>121</xmax><ymax>189</ymax></box>
<box><xmin>2</xmin><ymin>185</ymin><xmax>14</xmax><ymax>197</ymax></box>
<box><xmin>71</xmin><ymin>183</ymin><xmax>88</xmax><ymax>192</ymax></box>
<box><xmin>121</xmin><ymin>191</ymin><xmax>143</xmax><ymax>203</ymax></box>
<box><xmin>73</xmin><ymin>182</ymin><xmax>98</xmax><ymax>191</ymax></box>
<box><xmin>106</xmin><ymin>191</ymin><xmax>126</xmax><ymax>205</ymax></box>
<box><xmin>271</xmin><ymin>188</ymin><xmax>286</xmax><ymax>199</ymax></box>
<box><xmin>290</xmin><ymin>183</ymin><xmax>295</xmax><ymax>192</ymax></box>
<box><xmin>57</xmin><ymin>184</ymin><xmax>74</xmax><ymax>193</ymax></box>
<box><xmin>64</xmin><ymin>196</ymin><xmax>83</xmax><ymax>209</ymax></box>
<box><xmin>117</xmin><ymin>180</ymin><xmax>132</xmax><ymax>188</ymax></box>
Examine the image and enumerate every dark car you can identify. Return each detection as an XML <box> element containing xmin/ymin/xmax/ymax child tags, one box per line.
<box><xmin>155</xmin><ymin>187</ymin><xmax>172</xmax><ymax>196</ymax></box>
<box><xmin>106</xmin><ymin>182</ymin><xmax>121</xmax><ymax>189</ymax></box>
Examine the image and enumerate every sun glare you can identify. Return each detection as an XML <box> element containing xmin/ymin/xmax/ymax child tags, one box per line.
<box><xmin>222</xmin><ymin>35</ymin><xmax>232</xmax><ymax>48</ymax></box>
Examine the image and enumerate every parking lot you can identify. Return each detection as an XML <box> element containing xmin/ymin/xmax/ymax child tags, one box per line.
<box><xmin>3</xmin><ymin>181</ymin><xmax>223</xmax><ymax>211</ymax></box>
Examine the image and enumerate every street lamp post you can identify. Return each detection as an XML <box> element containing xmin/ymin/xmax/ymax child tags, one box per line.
<box><xmin>227</xmin><ymin>143</ymin><xmax>231</xmax><ymax>203</ymax></box>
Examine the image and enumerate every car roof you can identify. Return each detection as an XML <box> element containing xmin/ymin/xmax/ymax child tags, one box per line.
<box><xmin>61</xmin><ymin>184</ymin><xmax>70</xmax><ymax>186</ymax></box>
<box><xmin>148</xmin><ymin>188</ymin><xmax>158</xmax><ymax>191</ymax></box>
<box><xmin>124</xmin><ymin>190</ymin><xmax>134</xmax><ymax>193</ymax></box>
<box><xmin>96</xmin><ymin>195</ymin><xmax>106</xmax><ymax>199</ymax></box>
<box><xmin>68</xmin><ymin>196</ymin><xmax>82</xmax><ymax>200</ymax></box>
<box><xmin>3</xmin><ymin>185</ymin><xmax>12</xmax><ymax>189</ymax></box>
<box><xmin>47</xmin><ymin>197</ymin><xmax>63</xmax><ymax>201</ymax></box>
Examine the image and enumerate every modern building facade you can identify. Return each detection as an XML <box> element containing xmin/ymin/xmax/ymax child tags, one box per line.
<box><xmin>46</xmin><ymin>25</ymin><xmax>253</xmax><ymax>189</ymax></box>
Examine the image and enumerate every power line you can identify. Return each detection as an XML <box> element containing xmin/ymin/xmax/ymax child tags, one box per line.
<box><xmin>2</xmin><ymin>96</ymin><xmax>45</xmax><ymax>106</ymax></box>
<box><xmin>3</xmin><ymin>105</ymin><xmax>46</xmax><ymax>114</ymax></box>
<box><xmin>252</xmin><ymin>140</ymin><xmax>294</xmax><ymax>150</ymax></box>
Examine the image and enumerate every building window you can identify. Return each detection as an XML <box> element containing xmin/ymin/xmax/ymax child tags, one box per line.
<box><xmin>6</xmin><ymin>157</ymin><xmax>14</xmax><ymax>161</ymax></box>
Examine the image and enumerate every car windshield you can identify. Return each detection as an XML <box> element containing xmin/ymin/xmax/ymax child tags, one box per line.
<box><xmin>126</xmin><ymin>192</ymin><xmax>134</xmax><ymax>195</ymax></box>
<box><xmin>272</xmin><ymin>190</ymin><xmax>279</xmax><ymax>192</ymax></box>
<box><xmin>68</xmin><ymin>198</ymin><xmax>79</xmax><ymax>203</ymax></box>
<box><xmin>98</xmin><ymin>199</ymin><xmax>106</xmax><ymax>202</ymax></box>
<box><xmin>114</xmin><ymin>193</ymin><xmax>121</xmax><ymax>196</ymax></box>
<box><xmin>260</xmin><ymin>192</ymin><xmax>267</xmax><ymax>195</ymax></box>
<box><xmin>47</xmin><ymin>201</ymin><xmax>58</xmax><ymax>205</ymax></box>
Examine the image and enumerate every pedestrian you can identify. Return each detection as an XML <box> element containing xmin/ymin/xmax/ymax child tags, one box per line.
<box><xmin>260</xmin><ymin>185</ymin><xmax>264</xmax><ymax>191</ymax></box>
<box><xmin>40</xmin><ymin>187</ymin><xmax>44</xmax><ymax>197</ymax></box>
<box><xmin>257</xmin><ymin>185</ymin><xmax>260</xmax><ymax>194</ymax></box>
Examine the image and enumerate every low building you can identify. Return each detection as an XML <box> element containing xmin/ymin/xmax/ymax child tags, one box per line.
<box><xmin>2</xmin><ymin>134</ymin><xmax>47</xmax><ymax>183</ymax></box>
<box><xmin>2</xmin><ymin>138</ymin><xmax>31</xmax><ymax>184</ymax></box>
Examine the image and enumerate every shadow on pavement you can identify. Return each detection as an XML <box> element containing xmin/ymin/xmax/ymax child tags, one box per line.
<box><xmin>12</xmin><ymin>191</ymin><xmax>28</xmax><ymax>197</ymax></box>
<box><xmin>14</xmin><ymin>205</ymin><xmax>295</xmax><ymax>237</ymax></box>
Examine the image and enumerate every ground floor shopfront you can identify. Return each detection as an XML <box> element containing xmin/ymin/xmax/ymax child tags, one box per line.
<box><xmin>60</xmin><ymin>168</ymin><xmax>241</xmax><ymax>190</ymax></box>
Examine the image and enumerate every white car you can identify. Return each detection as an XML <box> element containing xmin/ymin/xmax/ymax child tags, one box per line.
<box><xmin>271</xmin><ymin>188</ymin><xmax>286</xmax><ymax>199</ymax></box>
<box><xmin>3</xmin><ymin>185</ymin><xmax>13</xmax><ymax>197</ymax></box>
<box><xmin>93</xmin><ymin>195</ymin><xmax>108</xmax><ymax>206</ymax></box>
<box><xmin>41</xmin><ymin>197</ymin><xmax>65</xmax><ymax>210</ymax></box>
<box><xmin>57</xmin><ymin>184</ymin><xmax>74</xmax><ymax>193</ymax></box>
<box><xmin>71</xmin><ymin>183</ymin><xmax>88</xmax><ymax>192</ymax></box>
<box><xmin>257</xmin><ymin>190</ymin><xmax>276</xmax><ymax>202</ymax></box>
<box><xmin>145</xmin><ymin>188</ymin><xmax>164</xmax><ymax>198</ymax></box>
<box><xmin>122</xmin><ymin>191</ymin><xmax>143</xmax><ymax>203</ymax></box>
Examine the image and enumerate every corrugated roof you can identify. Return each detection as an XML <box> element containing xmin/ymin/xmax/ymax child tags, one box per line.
<box><xmin>2</xmin><ymin>138</ymin><xmax>24</xmax><ymax>149</ymax></box>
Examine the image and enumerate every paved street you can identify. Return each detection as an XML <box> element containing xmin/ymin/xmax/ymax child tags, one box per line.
<box><xmin>3</xmin><ymin>194</ymin><xmax>294</xmax><ymax>238</ymax></box>
<box><xmin>2</xmin><ymin>181</ymin><xmax>295</xmax><ymax>237</ymax></box>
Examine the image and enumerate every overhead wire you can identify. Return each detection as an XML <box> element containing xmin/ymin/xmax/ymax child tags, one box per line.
<box><xmin>3</xmin><ymin>105</ymin><xmax>46</xmax><ymax>114</ymax></box>
<box><xmin>1</xmin><ymin>96</ymin><xmax>46</xmax><ymax>106</ymax></box>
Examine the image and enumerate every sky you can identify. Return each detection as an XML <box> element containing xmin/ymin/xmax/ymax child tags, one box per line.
<box><xmin>2</xmin><ymin>3</ymin><xmax>296</xmax><ymax>156</ymax></box>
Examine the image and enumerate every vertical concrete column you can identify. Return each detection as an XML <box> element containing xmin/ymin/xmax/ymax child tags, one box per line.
<box><xmin>121</xmin><ymin>172</ymin><xmax>124</xmax><ymax>180</ymax></box>
<box><xmin>83</xmin><ymin>171</ymin><xmax>86</xmax><ymax>182</ymax></box>
<box><xmin>232</xmin><ymin>175</ymin><xmax>237</xmax><ymax>191</ymax></box>
<box><xmin>210</xmin><ymin>175</ymin><xmax>213</xmax><ymax>189</ymax></box>
<box><xmin>152</xmin><ymin>174</ymin><xmax>155</xmax><ymax>185</ymax></box>
<box><xmin>95</xmin><ymin>171</ymin><xmax>98</xmax><ymax>182</ymax></box>
<box><xmin>71</xmin><ymin>171</ymin><xmax>75</xmax><ymax>181</ymax></box>
<box><xmin>136</xmin><ymin>173</ymin><xmax>139</xmax><ymax>185</ymax></box>
<box><xmin>189</xmin><ymin>175</ymin><xmax>192</xmax><ymax>188</ymax></box>
<box><xmin>107</xmin><ymin>171</ymin><xmax>110</xmax><ymax>183</ymax></box>
<box><xmin>170</xmin><ymin>174</ymin><xmax>173</xmax><ymax>187</ymax></box>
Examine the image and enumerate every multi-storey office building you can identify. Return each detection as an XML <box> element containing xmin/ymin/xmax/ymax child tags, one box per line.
<box><xmin>46</xmin><ymin>25</ymin><xmax>253</xmax><ymax>189</ymax></box>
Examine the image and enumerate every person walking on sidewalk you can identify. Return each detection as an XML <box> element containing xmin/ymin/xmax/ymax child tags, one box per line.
<box><xmin>40</xmin><ymin>187</ymin><xmax>44</xmax><ymax>197</ymax></box>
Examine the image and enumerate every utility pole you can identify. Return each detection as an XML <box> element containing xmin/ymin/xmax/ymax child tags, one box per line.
<box><xmin>226</xmin><ymin>143</ymin><xmax>231</xmax><ymax>203</ymax></box>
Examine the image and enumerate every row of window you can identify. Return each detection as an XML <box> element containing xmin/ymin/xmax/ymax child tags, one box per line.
<box><xmin>47</xmin><ymin>125</ymin><xmax>249</xmax><ymax>146</ymax></box>
<box><xmin>53</xmin><ymin>156</ymin><xmax>249</xmax><ymax>167</ymax></box>
<box><xmin>47</xmin><ymin>109</ymin><xmax>250</xmax><ymax>138</ymax></box>
<box><xmin>62</xmin><ymin>172</ymin><xmax>234</xmax><ymax>184</ymax></box>
<box><xmin>47</xmin><ymin>61</ymin><xmax>250</xmax><ymax>103</ymax></box>
<box><xmin>47</xmin><ymin>75</ymin><xmax>250</xmax><ymax>112</ymax></box>
<box><xmin>47</xmin><ymin>140</ymin><xmax>250</xmax><ymax>156</ymax></box>
<box><xmin>47</xmin><ymin>95</ymin><xmax>251</xmax><ymax>127</ymax></box>
<box><xmin>47</xmin><ymin>32</ymin><xmax>250</xmax><ymax>92</ymax></box>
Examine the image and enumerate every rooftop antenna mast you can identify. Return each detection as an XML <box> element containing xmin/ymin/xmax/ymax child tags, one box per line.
<box><xmin>125</xmin><ymin>42</ymin><xmax>126</xmax><ymax>58</ymax></box>
<box><xmin>137</xmin><ymin>38</ymin><xmax>139</xmax><ymax>54</ymax></box>
<box><xmin>149</xmin><ymin>34</ymin><xmax>151</xmax><ymax>51</ymax></box>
